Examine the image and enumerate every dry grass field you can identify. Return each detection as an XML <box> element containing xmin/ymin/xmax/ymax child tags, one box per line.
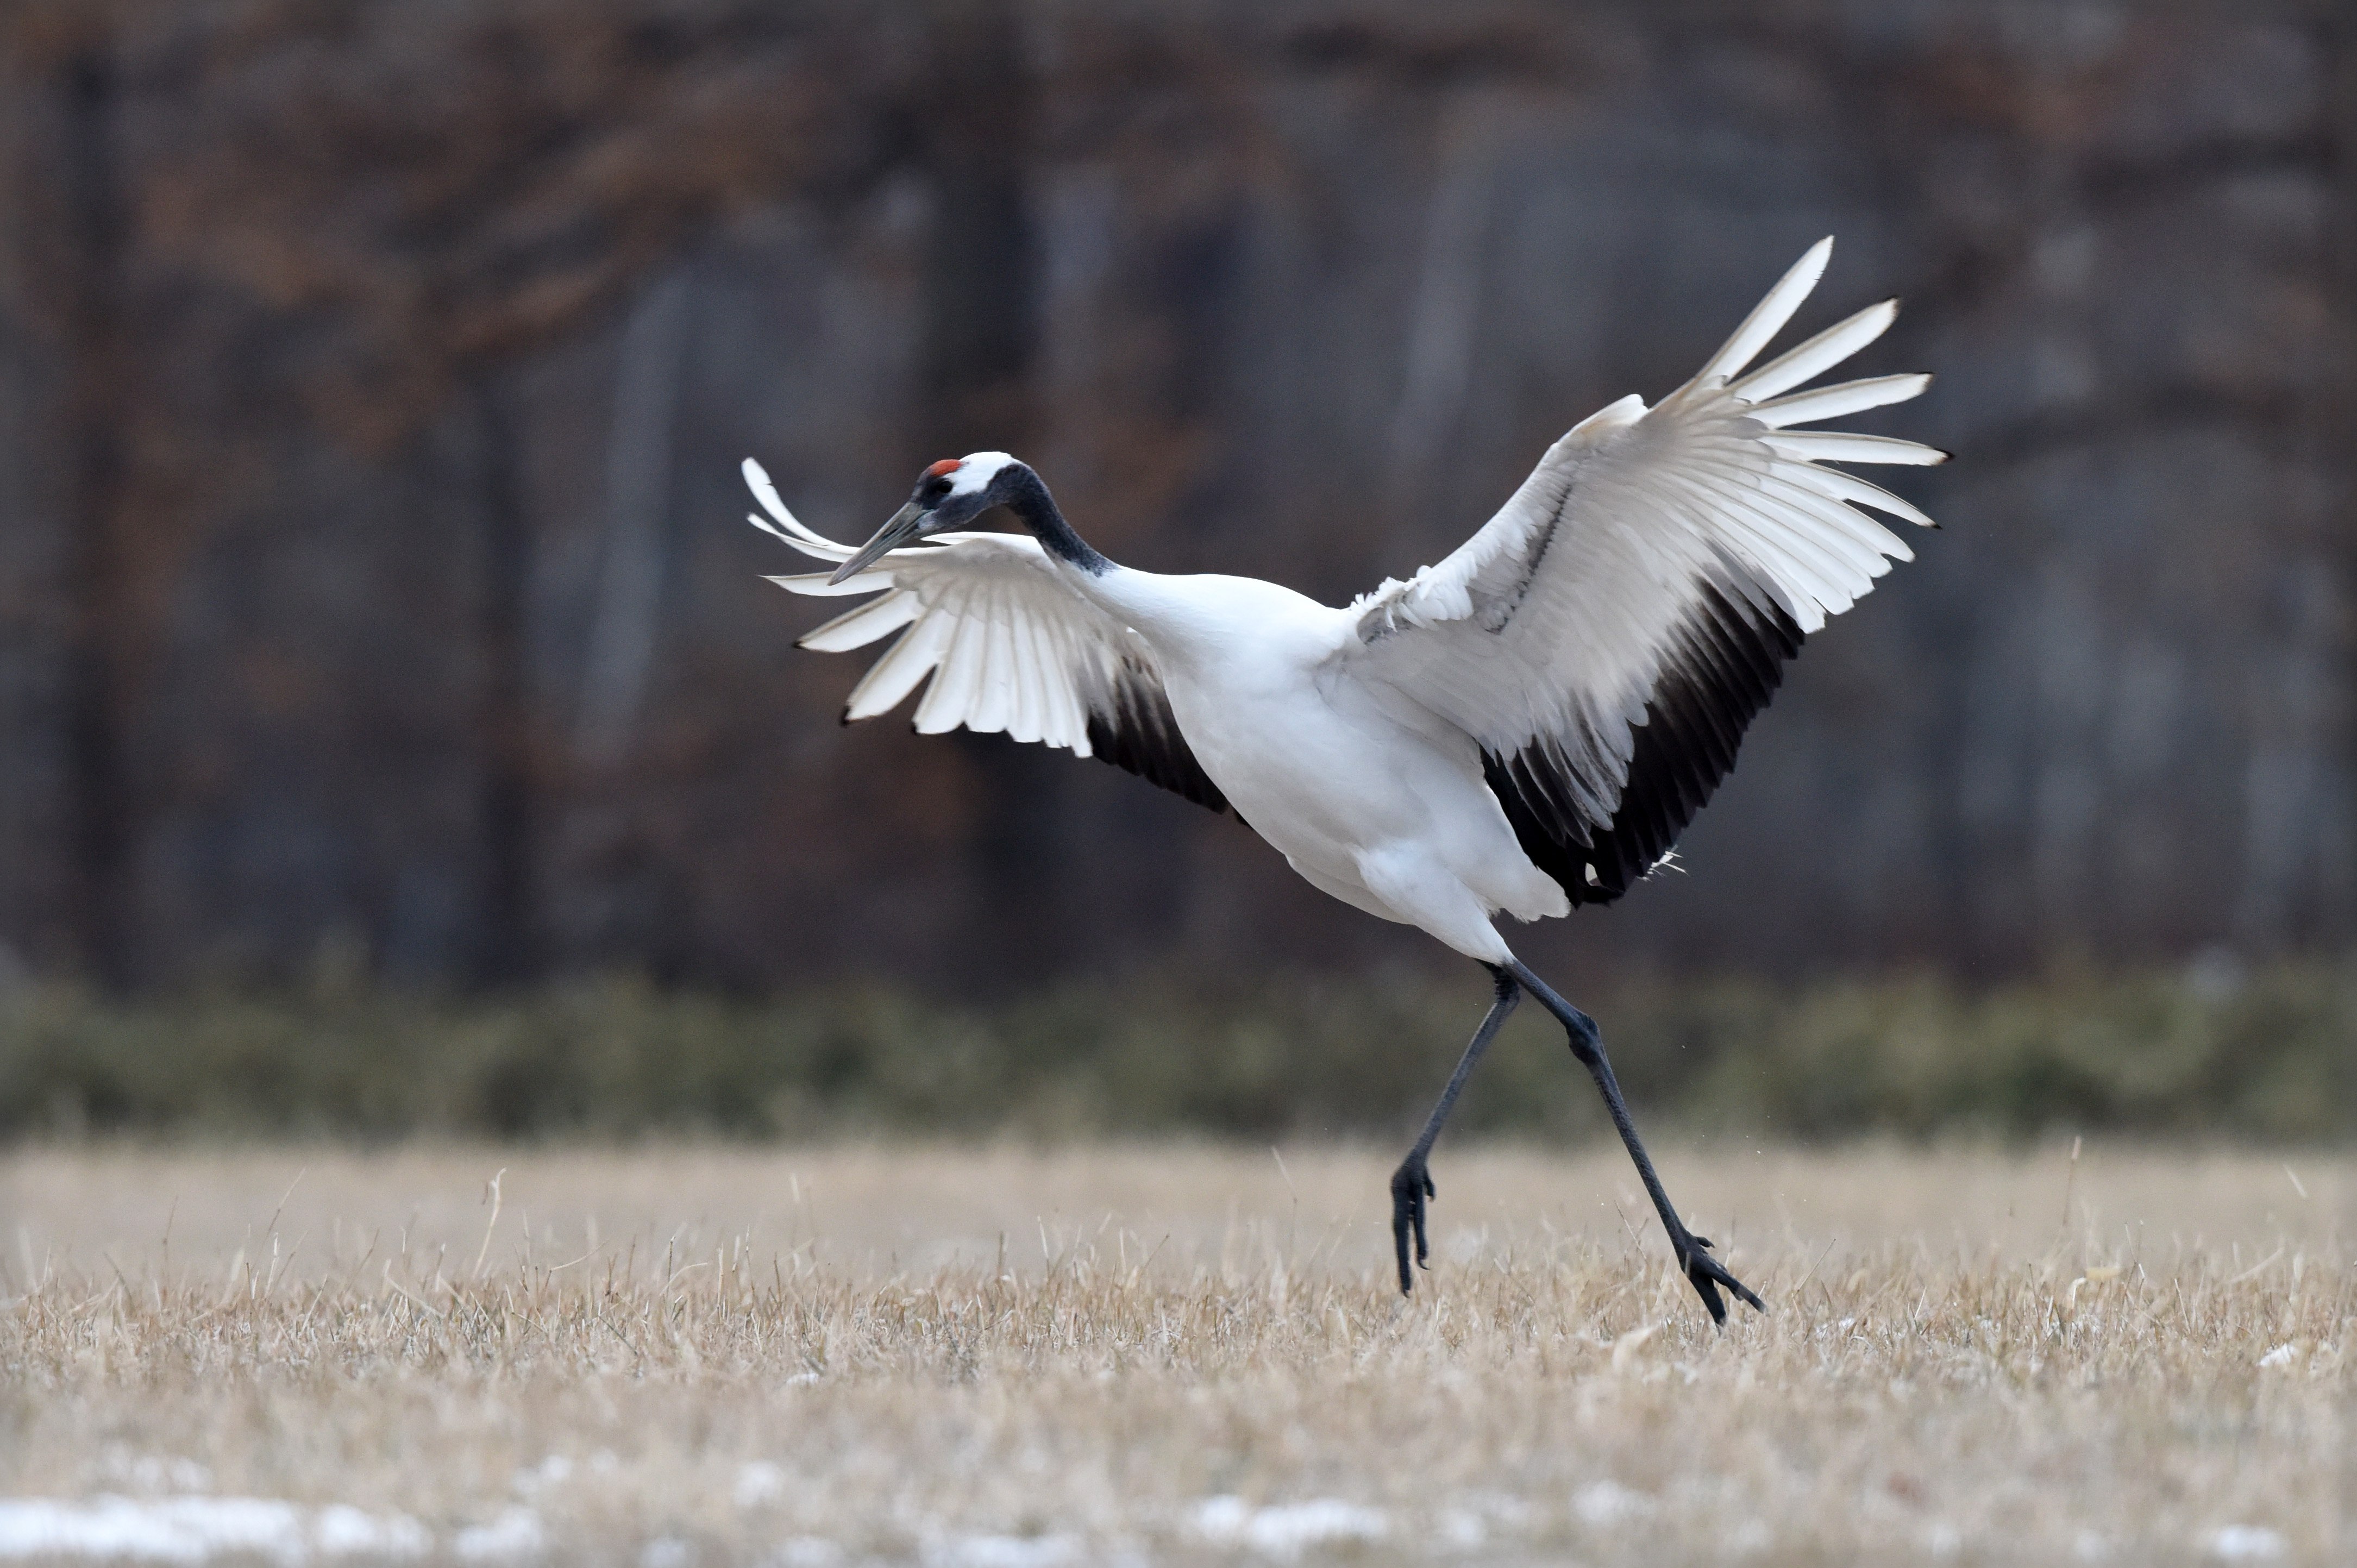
<box><xmin>3</xmin><ymin>1142</ymin><xmax>2352</xmax><ymax>1565</ymax></box>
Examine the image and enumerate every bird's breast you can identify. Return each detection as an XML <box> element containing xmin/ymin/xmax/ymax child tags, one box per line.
<box><xmin>1162</xmin><ymin>665</ymin><xmax>1451</xmax><ymax>858</ymax></box>
<box><xmin>1160</xmin><ymin>654</ymin><xmax>1563</xmax><ymax>927</ymax></box>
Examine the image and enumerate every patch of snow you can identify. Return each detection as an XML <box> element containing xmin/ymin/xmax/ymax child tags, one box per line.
<box><xmin>0</xmin><ymin>1495</ymin><xmax>427</xmax><ymax>1563</ymax></box>
<box><xmin>0</xmin><ymin>1496</ymin><xmax>301</xmax><ymax>1563</ymax></box>
<box><xmin>511</xmin><ymin>1457</ymin><xmax>573</xmax><ymax>1497</ymax></box>
<box><xmin>734</xmin><ymin>1463</ymin><xmax>787</xmax><ymax>1509</ymax></box>
<box><xmin>1923</xmin><ymin>1522</ymin><xmax>1963</xmax><ymax>1558</ymax></box>
<box><xmin>2256</xmin><ymin>1344</ymin><xmax>2297</xmax><ymax>1369</ymax></box>
<box><xmin>314</xmin><ymin>1507</ymin><xmax>431</xmax><ymax>1559</ymax></box>
<box><xmin>96</xmin><ymin>1450</ymin><xmax>214</xmax><ymax>1496</ymax></box>
<box><xmin>641</xmin><ymin>1537</ymin><xmax>693</xmax><ymax>1568</ymax></box>
<box><xmin>453</xmin><ymin>1507</ymin><xmax>546</xmax><ymax>1563</ymax></box>
<box><xmin>922</xmin><ymin>1534</ymin><xmax>1081</xmax><ymax>1568</ymax></box>
<box><xmin>1572</xmin><ymin>1482</ymin><xmax>1655</xmax><ymax>1528</ymax></box>
<box><xmin>1435</xmin><ymin>1492</ymin><xmax>1536</xmax><ymax>1554</ymax></box>
<box><xmin>768</xmin><ymin>1540</ymin><xmax>844</xmax><ymax>1568</ymax></box>
<box><xmin>2208</xmin><ymin>1526</ymin><xmax>2286</xmax><ymax>1561</ymax></box>
<box><xmin>2073</xmin><ymin>1528</ymin><xmax>2111</xmax><ymax>1561</ymax></box>
<box><xmin>1188</xmin><ymin>1497</ymin><xmax>1388</xmax><ymax>1559</ymax></box>
<box><xmin>1189</xmin><ymin>1498</ymin><xmax>1252</xmax><ymax>1540</ymax></box>
<box><xmin>1435</xmin><ymin>1510</ymin><xmax>1485</xmax><ymax>1550</ymax></box>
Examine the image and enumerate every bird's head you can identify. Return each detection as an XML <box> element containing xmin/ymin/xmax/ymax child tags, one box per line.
<box><xmin>830</xmin><ymin>452</ymin><xmax>1025</xmax><ymax>584</ymax></box>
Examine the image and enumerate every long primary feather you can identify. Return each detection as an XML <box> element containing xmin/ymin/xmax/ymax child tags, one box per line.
<box><xmin>1694</xmin><ymin>236</ymin><xmax>1833</xmax><ymax>384</ymax></box>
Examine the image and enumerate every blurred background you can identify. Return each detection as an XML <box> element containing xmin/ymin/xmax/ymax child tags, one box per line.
<box><xmin>2</xmin><ymin>0</ymin><xmax>2353</xmax><ymax>1141</ymax></box>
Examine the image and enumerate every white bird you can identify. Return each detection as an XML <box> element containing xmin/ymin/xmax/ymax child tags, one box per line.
<box><xmin>747</xmin><ymin>238</ymin><xmax>1944</xmax><ymax>1321</ymax></box>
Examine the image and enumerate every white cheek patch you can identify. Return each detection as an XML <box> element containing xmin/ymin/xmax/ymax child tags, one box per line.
<box><xmin>949</xmin><ymin>451</ymin><xmax>1015</xmax><ymax>496</ymax></box>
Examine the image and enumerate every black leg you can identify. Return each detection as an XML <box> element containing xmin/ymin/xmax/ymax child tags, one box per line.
<box><xmin>1393</xmin><ymin>963</ymin><xmax>1520</xmax><ymax>1295</ymax></box>
<box><xmin>1506</xmin><ymin>958</ymin><xmax>1765</xmax><ymax>1326</ymax></box>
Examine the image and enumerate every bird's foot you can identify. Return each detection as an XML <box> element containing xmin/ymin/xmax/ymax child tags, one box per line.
<box><xmin>1389</xmin><ymin>1153</ymin><xmax>1437</xmax><ymax>1295</ymax></box>
<box><xmin>1672</xmin><ymin>1227</ymin><xmax>1764</xmax><ymax>1327</ymax></box>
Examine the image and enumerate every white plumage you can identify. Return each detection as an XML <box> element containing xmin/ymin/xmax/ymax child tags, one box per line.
<box><xmin>751</xmin><ymin>236</ymin><xmax>1941</xmax><ymax>955</ymax></box>
<box><xmin>746</xmin><ymin>238</ymin><xmax>1945</xmax><ymax>1318</ymax></box>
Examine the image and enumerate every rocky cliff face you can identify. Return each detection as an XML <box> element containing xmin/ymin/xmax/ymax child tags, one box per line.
<box><xmin>1</xmin><ymin>1</ymin><xmax>2347</xmax><ymax>989</ymax></box>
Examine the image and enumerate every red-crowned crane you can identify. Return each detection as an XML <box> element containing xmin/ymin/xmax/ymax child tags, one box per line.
<box><xmin>745</xmin><ymin>239</ymin><xmax>1944</xmax><ymax>1322</ymax></box>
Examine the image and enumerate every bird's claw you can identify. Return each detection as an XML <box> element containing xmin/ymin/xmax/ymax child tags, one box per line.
<box><xmin>1673</xmin><ymin>1228</ymin><xmax>1764</xmax><ymax>1327</ymax></box>
<box><xmin>1389</xmin><ymin>1155</ymin><xmax>1437</xmax><ymax>1294</ymax></box>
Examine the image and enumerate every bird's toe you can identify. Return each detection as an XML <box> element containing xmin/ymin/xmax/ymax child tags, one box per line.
<box><xmin>1673</xmin><ymin>1231</ymin><xmax>1764</xmax><ymax>1325</ymax></box>
<box><xmin>1389</xmin><ymin>1155</ymin><xmax>1434</xmax><ymax>1294</ymax></box>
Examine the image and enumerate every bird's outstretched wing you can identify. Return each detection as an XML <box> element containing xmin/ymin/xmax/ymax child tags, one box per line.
<box><xmin>1337</xmin><ymin>238</ymin><xmax>1944</xmax><ymax>906</ymax></box>
<box><xmin>745</xmin><ymin>461</ymin><xmax>1231</xmax><ymax>816</ymax></box>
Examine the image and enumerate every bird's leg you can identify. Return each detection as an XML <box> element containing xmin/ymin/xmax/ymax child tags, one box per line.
<box><xmin>1506</xmin><ymin>959</ymin><xmax>1765</xmax><ymax>1326</ymax></box>
<box><xmin>1392</xmin><ymin>963</ymin><xmax>1520</xmax><ymax>1295</ymax></box>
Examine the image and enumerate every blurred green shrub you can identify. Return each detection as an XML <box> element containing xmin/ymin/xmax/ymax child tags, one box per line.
<box><xmin>1</xmin><ymin>961</ymin><xmax>2352</xmax><ymax>1143</ymax></box>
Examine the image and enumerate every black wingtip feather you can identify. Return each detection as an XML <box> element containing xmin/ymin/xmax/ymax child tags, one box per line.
<box><xmin>1486</xmin><ymin>581</ymin><xmax>1806</xmax><ymax>907</ymax></box>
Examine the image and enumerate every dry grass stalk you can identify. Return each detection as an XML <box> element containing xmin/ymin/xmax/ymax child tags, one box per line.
<box><xmin>3</xmin><ymin>1144</ymin><xmax>2352</xmax><ymax>1564</ymax></box>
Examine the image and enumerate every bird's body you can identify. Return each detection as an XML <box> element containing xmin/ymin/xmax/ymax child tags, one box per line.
<box><xmin>1080</xmin><ymin>566</ymin><xmax>1556</xmax><ymax>959</ymax></box>
<box><xmin>747</xmin><ymin>239</ymin><xmax>1945</xmax><ymax>1320</ymax></box>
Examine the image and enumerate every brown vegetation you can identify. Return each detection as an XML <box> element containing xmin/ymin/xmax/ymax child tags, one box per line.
<box><xmin>5</xmin><ymin>1144</ymin><xmax>2351</xmax><ymax>1564</ymax></box>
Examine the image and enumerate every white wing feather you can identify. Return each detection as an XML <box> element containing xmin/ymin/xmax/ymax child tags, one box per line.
<box><xmin>747</xmin><ymin>461</ymin><xmax>1173</xmax><ymax>764</ymax></box>
<box><xmin>1338</xmin><ymin>237</ymin><xmax>1944</xmax><ymax>901</ymax></box>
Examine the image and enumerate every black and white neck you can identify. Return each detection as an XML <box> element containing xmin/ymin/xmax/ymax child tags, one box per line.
<box><xmin>959</xmin><ymin>454</ymin><xmax>1111</xmax><ymax>576</ymax></box>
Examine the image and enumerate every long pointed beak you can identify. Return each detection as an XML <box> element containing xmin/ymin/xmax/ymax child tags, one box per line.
<box><xmin>830</xmin><ymin>501</ymin><xmax>929</xmax><ymax>585</ymax></box>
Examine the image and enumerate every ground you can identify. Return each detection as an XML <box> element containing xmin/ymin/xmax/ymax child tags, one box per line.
<box><xmin>3</xmin><ymin>1143</ymin><xmax>2351</xmax><ymax>1565</ymax></box>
